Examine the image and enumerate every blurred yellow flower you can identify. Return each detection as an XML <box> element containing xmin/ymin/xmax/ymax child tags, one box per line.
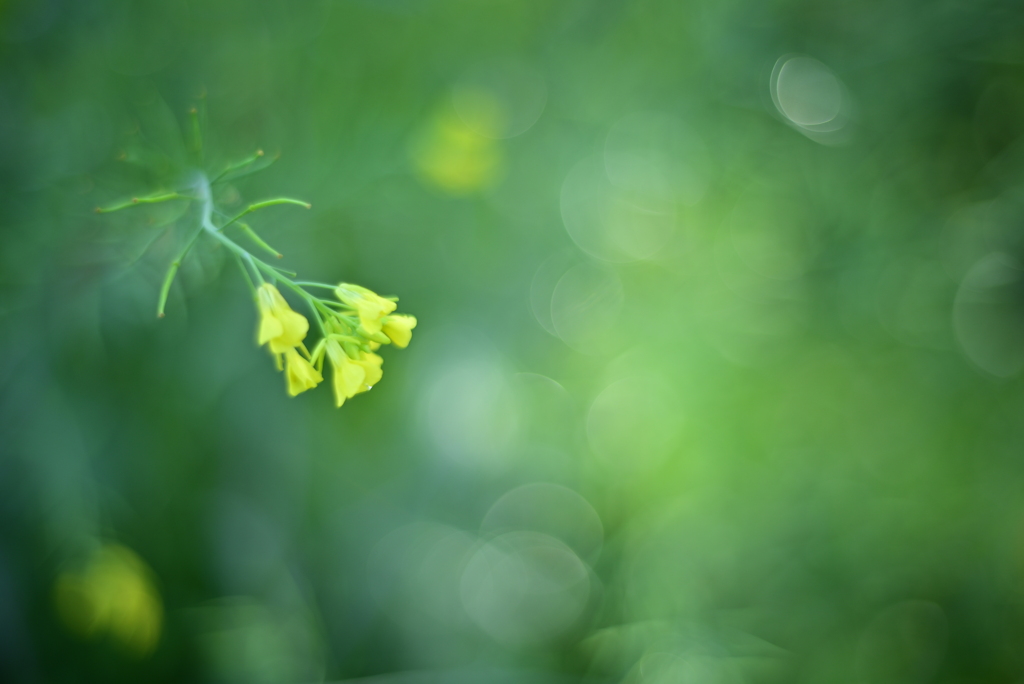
<box><xmin>410</xmin><ymin>105</ymin><xmax>503</xmax><ymax>194</ymax></box>
<box><xmin>257</xmin><ymin>283</ymin><xmax>309</xmax><ymax>354</ymax></box>
<box><xmin>54</xmin><ymin>543</ymin><xmax>162</xmax><ymax>657</ymax></box>
<box><xmin>334</xmin><ymin>283</ymin><xmax>396</xmax><ymax>335</ymax></box>
<box><xmin>382</xmin><ymin>314</ymin><xmax>417</xmax><ymax>348</ymax></box>
<box><xmin>283</xmin><ymin>347</ymin><xmax>322</xmax><ymax>396</ymax></box>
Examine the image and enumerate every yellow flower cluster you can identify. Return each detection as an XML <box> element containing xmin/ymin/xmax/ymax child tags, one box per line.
<box><xmin>95</xmin><ymin>133</ymin><xmax>420</xmax><ymax>408</ymax></box>
<box><xmin>255</xmin><ymin>282</ymin><xmax>416</xmax><ymax>406</ymax></box>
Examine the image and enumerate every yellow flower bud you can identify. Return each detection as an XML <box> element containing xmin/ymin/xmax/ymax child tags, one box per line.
<box><xmin>325</xmin><ymin>340</ymin><xmax>366</xmax><ymax>407</ymax></box>
<box><xmin>284</xmin><ymin>348</ymin><xmax>322</xmax><ymax>396</ymax></box>
<box><xmin>334</xmin><ymin>283</ymin><xmax>396</xmax><ymax>335</ymax></box>
<box><xmin>256</xmin><ymin>283</ymin><xmax>309</xmax><ymax>354</ymax></box>
<box><xmin>382</xmin><ymin>314</ymin><xmax>417</xmax><ymax>349</ymax></box>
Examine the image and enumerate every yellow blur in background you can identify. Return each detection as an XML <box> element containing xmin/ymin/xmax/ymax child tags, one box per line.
<box><xmin>411</xmin><ymin>94</ymin><xmax>504</xmax><ymax>194</ymax></box>
<box><xmin>54</xmin><ymin>543</ymin><xmax>163</xmax><ymax>657</ymax></box>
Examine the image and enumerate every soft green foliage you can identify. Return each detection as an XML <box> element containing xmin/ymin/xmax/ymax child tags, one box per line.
<box><xmin>2</xmin><ymin>1</ymin><xmax>1024</xmax><ymax>683</ymax></box>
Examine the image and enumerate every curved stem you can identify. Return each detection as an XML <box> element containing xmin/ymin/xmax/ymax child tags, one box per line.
<box><xmin>233</xmin><ymin>254</ymin><xmax>257</xmax><ymax>297</ymax></box>
<box><xmin>233</xmin><ymin>221</ymin><xmax>282</xmax><ymax>258</ymax></box>
<box><xmin>156</xmin><ymin>223</ymin><xmax>204</xmax><ymax>317</ymax></box>
<box><xmin>96</xmin><ymin>192</ymin><xmax>190</xmax><ymax>214</ymax></box>
<box><xmin>210</xmin><ymin>149</ymin><xmax>264</xmax><ymax>184</ymax></box>
<box><xmin>220</xmin><ymin>198</ymin><xmax>311</xmax><ymax>231</ymax></box>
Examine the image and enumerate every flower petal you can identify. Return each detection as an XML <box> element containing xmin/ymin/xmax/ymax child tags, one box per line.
<box><xmin>356</xmin><ymin>352</ymin><xmax>384</xmax><ymax>392</ymax></box>
<box><xmin>284</xmin><ymin>348</ymin><xmax>322</xmax><ymax>396</ymax></box>
<box><xmin>382</xmin><ymin>314</ymin><xmax>417</xmax><ymax>349</ymax></box>
<box><xmin>327</xmin><ymin>341</ymin><xmax>366</xmax><ymax>405</ymax></box>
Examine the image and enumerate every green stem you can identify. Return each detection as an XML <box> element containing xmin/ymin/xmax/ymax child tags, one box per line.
<box><xmin>96</xmin><ymin>193</ymin><xmax>190</xmax><ymax>213</ymax></box>
<box><xmin>193</xmin><ymin>173</ymin><xmax>325</xmax><ymax>335</ymax></box>
<box><xmin>220</xmin><ymin>198</ymin><xmax>311</xmax><ymax>231</ymax></box>
<box><xmin>322</xmin><ymin>300</ymin><xmax>354</xmax><ymax>309</ymax></box>
<box><xmin>156</xmin><ymin>262</ymin><xmax>179</xmax><ymax>318</ymax></box>
<box><xmin>294</xmin><ymin>281</ymin><xmax>338</xmax><ymax>290</ymax></box>
<box><xmin>210</xmin><ymin>149</ymin><xmax>265</xmax><ymax>184</ymax></box>
<box><xmin>317</xmin><ymin>301</ymin><xmax>357</xmax><ymax>325</ymax></box>
<box><xmin>247</xmin><ymin>253</ymin><xmax>266</xmax><ymax>284</ymax></box>
<box><xmin>210</xmin><ymin>154</ymin><xmax>278</xmax><ymax>184</ymax></box>
<box><xmin>233</xmin><ymin>254</ymin><xmax>257</xmax><ymax>297</ymax></box>
<box><xmin>234</xmin><ymin>221</ymin><xmax>283</xmax><ymax>259</ymax></box>
<box><xmin>277</xmin><ymin>278</ymin><xmax>328</xmax><ymax>336</ymax></box>
<box><xmin>156</xmin><ymin>225</ymin><xmax>205</xmax><ymax>317</ymax></box>
<box><xmin>269</xmin><ymin>266</ymin><xmax>298</xmax><ymax>277</ymax></box>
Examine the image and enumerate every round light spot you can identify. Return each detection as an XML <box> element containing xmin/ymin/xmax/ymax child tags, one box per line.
<box><xmin>586</xmin><ymin>377</ymin><xmax>683</xmax><ymax>473</ymax></box>
<box><xmin>510</xmin><ymin>373</ymin><xmax>575</xmax><ymax>445</ymax></box>
<box><xmin>482</xmin><ymin>483</ymin><xmax>603</xmax><ymax>562</ymax></box>
<box><xmin>561</xmin><ymin>156</ymin><xmax>677</xmax><ymax>262</ymax></box>
<box><xmin>530</xmin><ymin>251</ymin><xmax>578</xmax><ymax>336</ymax></box>
<box><xmin>605</xmin><ymin>111</ymin><xmax>710</xmax><ymax>207</ymax></box>
<box><xmin>367</xmin><ymin>522</ymin><xmax>476</xmax><ymax>627</ymax></box>
<box><xmin>550</xmin><ymin>263</ymin><xmax>624</xmax><ymax>353</ymax></box>
<box><xmin>775</xmin><ymin>56</ymin><xmax>842</xmax><ymax>126</ymax></box>
<box><xmin>939</xmin><ymin>201</ymin><xmax>1007</xmax><ymax>280</ymax></box>
<box><xmin>769</xmin><ymin>54</ymin><xmax>851</xmax><ymax>144</ymax></box>
<box><xmin>953</xmin><ymin>252</ymin><xmax>1024</xmax><ymax>377</ymax></box>
<box><xmin>460</xmin><ymin>531</ymin><xmax>590</xmax><ymax>646</ymax></box>
<box><xmin>423</xmin><ymin>356</ymin><xmax>518</xmax><ymax>469</ymax></box>
<box><xmin>453</xmin><ymin>59</ymin><xmax>547</xmax><ymax>139</ymax></box>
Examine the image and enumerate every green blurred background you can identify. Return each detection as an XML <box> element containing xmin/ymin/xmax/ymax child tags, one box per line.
<box><xmin>4</xmin><ymin>0</ymin><xmax>1024</xmax><ymax>682</ymax></box>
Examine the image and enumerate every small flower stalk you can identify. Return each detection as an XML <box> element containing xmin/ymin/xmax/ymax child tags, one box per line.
<box><xmin>98</xmin><ymin>111</ymin><xmax>416</xmax><ymax>407</ymax></box>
